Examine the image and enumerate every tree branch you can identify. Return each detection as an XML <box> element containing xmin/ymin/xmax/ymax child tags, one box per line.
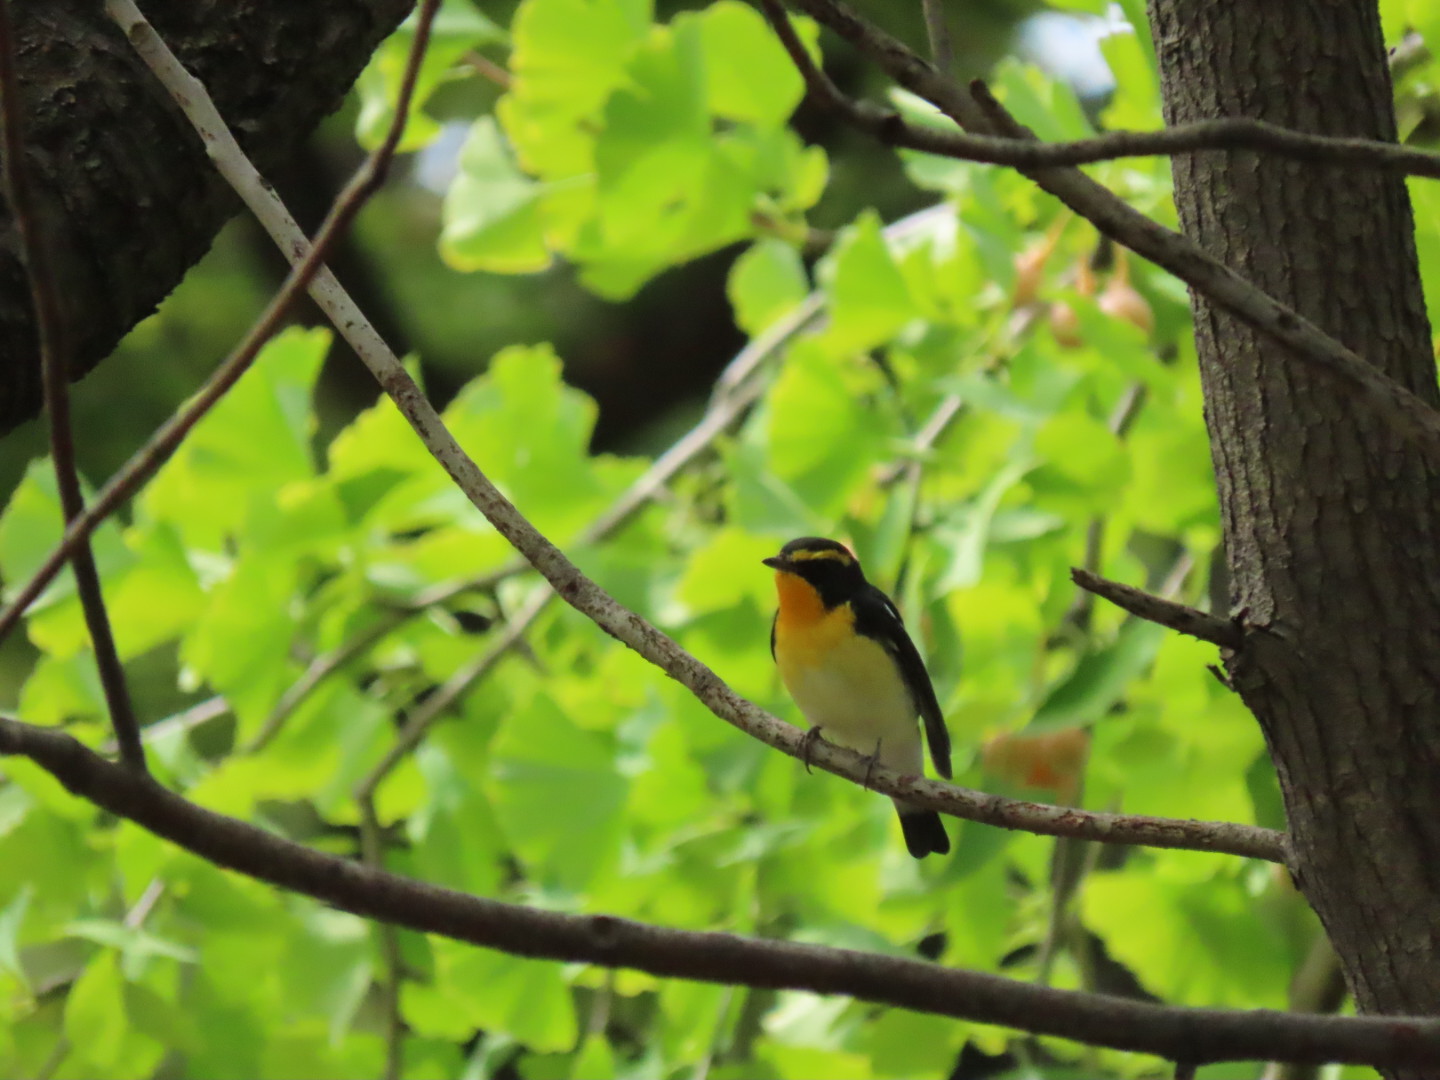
<box><xmin>1071</xmin><ymin>567</ymin><xmax>1242</xmax><ymax>649</ymax></box>
<box><xmin>920</xmin><ymin>0</ymin><xmax>951</xmax><ymax>73</ymax></box>
<box><xmin>774</xmin><ymin>0</ymin><xmax>1440</xmax><ymax>458</ymax></box>
<box><xmin>0</xmin><ymin>1</ymin><xmax>145</xmax><ymax>773</ymax></box>
<box><xmin>0</xmin><ymin>715</ymin><xmax>1432</xmax><ymax>1070</ymax></box>
<box><xmin>770</xmin><ymin>3</ymin><xmax>1440</xmax><ymax>177</ymax></box>
<box><xmin>358</xmin><ymin>798</ymin><xmax>406</xmax><ymax>1080</ymax></box>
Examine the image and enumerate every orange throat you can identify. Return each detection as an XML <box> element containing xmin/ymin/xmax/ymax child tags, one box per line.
<box><xmin>773</xmin><ymin>570</ymin><xmax>827</xmax><ymax>632</ymax></box>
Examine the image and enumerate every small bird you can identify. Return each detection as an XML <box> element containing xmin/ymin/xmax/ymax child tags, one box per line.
<box><xmin>764</xmin><ymin>537</ymin><xmax>952</xmax><ymax>858</ymax></box>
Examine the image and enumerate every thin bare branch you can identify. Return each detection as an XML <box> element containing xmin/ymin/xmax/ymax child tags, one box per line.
<box><xmin>1071</xmin><ymin>567</ymin><xmax>1242</xmax><ymax>649</ymax></box>
<box><xmin>462</xmin><ymin>50</ymin><xmax>512</xmax><ymax>89</ymax></box>
<box><xmin>901</xmin><ymin>106</ymin><xmax>1440</xmax><ymax>178</ymax></box>
<box><xmin>101</xmin><ymin>696</ymin><xmax>228</xmax><ymax>756</ymax></box>
<box><xmin>1389</xmin><ymin>30</ymin><xmax>1430</xmax><ymax>79</ymax></box>
<box><xmin>245</xmin><ymin>612</ymin><xmax>409</xmax><ymax>755</ymax></box>
<box><xmin>771</xmin><ymin>3</ymin><xmax>1440</xmax><ymax>178</ymax></box>
<box><xmin>775</xmin><ymin>0</ymin><xmax>1440</xmax><ymax>458</ymax></box>
<box><xmin>248</xmin><ymin>321</ymin><xmax>777</xmax><ymax>754</ymax></box>
<box><xmin>123</xmin><ymin>877</ymin><xmax>166</xmax><ymax>929</ymax></box>
<box><xmin>359</xmin><ymin>801</ymin><xmax>406</xmax><ymax>1080</ymax></box>
<box><xmin>354</xmin><ymin>584</ymin><xmax>553</xmax><ymax>804</ymax></box>
<box><xmin>921</xmin><ymin>0</ymin><xmax>951</xmax><ymax>73</ymax></box>
<box><xmin>0</xmin><ymin>716</ymin><xmax>1430</xmax><ymax>1070</ymax></box>
<box><xmin>0</xmin><ymin>0</ymin><xmax>145</xmax><ymax>771</ymax></box>
<box><xmin>1063</xmin><ymin>382</ymin><xmax>1148</xmax><ymax>633</ymax></box>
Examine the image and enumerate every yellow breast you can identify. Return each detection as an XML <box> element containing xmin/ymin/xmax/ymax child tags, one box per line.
<box><xmin>773</xmin><ymin>570</ymin><xmax>854</xmax><ymax>668</ymax></box>
<box><xmin>772</xmin><ymin>571</ymin><xmax>917</xmax><ymax>753</ymax></box>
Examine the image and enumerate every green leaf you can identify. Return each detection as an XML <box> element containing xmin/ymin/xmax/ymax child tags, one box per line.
<box><xmin>440</xmin><ymin>343</ymin><xmax>641</xmax><ymax>542</ymax></box>
<box><xmin>1112</xmin><ymin>0</ymin><xmax>1158</xmax><ymax>79</ymax></box>
<box><xmin>442</xmin><ymin>117</ymin><xmax>554</xmax><ymax>273</ymax></box>
<box><xmin>0</xmin><ymin>459</ymin><xmax>129</xmax><ymax>617</ymax></box>
<box><xmin>0</xmin><ymin>886</ymin><xmax>32</xmax><ymax>990</ymax></box>
<box><xmin>180</xmin><ymin>549</ymin><xmax>301</xmax><ymax>732</ymax></box>
<box><xmin>1031</xmin><ymin>620</ymin><xmax>1166</xmax><ymax>731</ymax></box>
<box><xmin>934</xmin><ymin>457</ymin><xmax>1037</xmax><ymax>591</ymax></box>
<box><xmin>126</xmin><ymin>977</ymin><xmax>202</xmax><ymax>1057</ymax></box>
<box><xmin>816</xmin><ymin>211</ymin><xmax>917</xmax><ymax>352</ymax></box>
<box><xmin>764</xmin><ymin>341</ymin><xmax>896</xmax><ymax>515</ymax></box>
<box><xmin>1099</xmin><ymin>22</ymin><xmax>1161</xmax><ymax>130</ymax></box>
<box><xmin>404</xmin><ymin>939</ymin><xmax>579</xmax><ymax>1052</ymax></box>
<box><xmin>1031</xmin><ymin>409</ymin><xmax>1133</xmax><ymax>515</ymax></box>
<box><xmin>355</xmin><ymin>0</ymin><xmax>507</xmax><ymax>152</ymax></box>
<box><xmin>729</xmin><ymin>239</ymin><xmax>810</xmax><ymax>336</ymax></box>
<box><xmin>697</xmin><ymin>1</ymin><xmax>806</xmax><ymax>125</ymax></box>
<box><xmin>500</xmin><ymin>0</ymin><xmax>651</xmax><ymax>176</ymax></box>
<box><xmin>569</xmin><ymin>1035</ymin><xmax>616</xmax><ymax>1079</ymax></box>
<box><xmin>1083</xmin><ymin>866</ymin><xmax>1291</xmax><ymax>1008</ymax></box>
<box><xmin>141</xmin><ymin>327</ymin><xmax>328</xmax><ymax>551</ymax></box>
<box><xmin>579</xmin><ymin>17</ymin><xmax>753</xmax><ymax>297</ymax></box>
<box><xmin>722</xmin><ymin>437</ymin><xmax>829</xmax><ymax>536</ymax></box>
<box><xmin>988</xmin><ymin>57</ymin><xmax>1096</xmax><ymax>143</ymax></box>
<box><xmin>65</xmin><ymin>918</ymin><xmax>199</xmax><ymax>968</ymax></box>
<box><xmin>675</xmin><ymin>527</ymin><xmax>776</xmax><ymax>617</ymax></box>
<box><xmin>103</xmin><ymin>521</ymin><xmax>205</xmax><ymax>659</ymax></box>
<box><xmin>1246</xmin><ymin>751</ymin><xmax>1287</xmax><ymax>832</ymax></box>
<box><xmin>18</xmin><ymin>651</ymin><xmax>106</xmax><ymax>724</ymax></box>
<box><xmin>63</xmin><ymin>951</ymin><xmax>128</xmax><ymax>1068</ymax></box>
<box><xmin>489</xmin><ymin>689</ymin><xmax>628</xmax><ymax>889</ymax></box>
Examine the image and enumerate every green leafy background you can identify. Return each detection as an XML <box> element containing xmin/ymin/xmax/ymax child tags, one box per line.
<box><xmin>1</xmin><ymin>0</ymin><xmax>1433</xmax><ymax>1076</ymax></box>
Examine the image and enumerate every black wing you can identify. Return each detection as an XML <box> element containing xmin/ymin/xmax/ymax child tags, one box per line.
<box><xmin>853</xmin><ymin>585</ymin><xmax>952</xmax><ymax>779</ymax></box>
<box><xmin>770</xmin><ymin>612</ymin><xmax>777</xmax><ymax>662</ymax></box>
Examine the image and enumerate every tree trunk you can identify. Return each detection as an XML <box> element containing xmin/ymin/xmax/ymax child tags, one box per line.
<box><xmin>1148</xmin><ymin>0</ymin><xmax>1440</xmax><ymax>1061</ymax></box>
<box><xmin>0</xmin><ymin>0</ymin><xmax>412</xmax><ymax>435</ymax></box>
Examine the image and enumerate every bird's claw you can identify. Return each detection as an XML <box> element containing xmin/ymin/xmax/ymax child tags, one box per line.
<box><xmin>861</xmin><ymin>738</ymin><xmax>882</xmax><ymax>791</ymax></box>
<box><xmin>799</xmin><ymin>725</ymin><xmax>825</xmax><ymax>773</ymax></box>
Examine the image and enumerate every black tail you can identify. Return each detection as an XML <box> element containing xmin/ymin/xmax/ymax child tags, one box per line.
<box><xmin>899</xmin><ymin>809</ymin><xmax>950</xmax><ymax>859</ymax></box>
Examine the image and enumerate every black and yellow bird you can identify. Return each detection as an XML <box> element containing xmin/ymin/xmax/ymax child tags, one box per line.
<box><xmin>764</xmin><ymin>537</ymin><xmax>952</xmax><ymax>858</ymax></box>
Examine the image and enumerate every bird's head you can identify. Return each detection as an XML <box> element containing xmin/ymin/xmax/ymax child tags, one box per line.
<box><xmin>763</xmin><ymin>536</ymin><xmax>866</xmax><ymax>608</ymax></box>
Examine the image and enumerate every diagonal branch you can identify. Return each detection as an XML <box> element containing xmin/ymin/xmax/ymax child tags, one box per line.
<box><xmin>0</xmin><ymin>714</ymin><xmax>1431</xmax><ymax>1070</ymax></box>
<box><xmin>246</xmin><ymin>280</ymin><xmax>824</xmax><ymax>753</ymax></box>
<box><xmin>1071</xmin><ymin>567</ymin><xmax>1242</xmax><ymax>649</ymax></box>
<box><xmin>775</xmin><ymin>0</ymin><xmax>1440</xmax><ymax>458</ymax></box>
<box><xmin>0</xmin><ymin>0</ymin><xmax>144</xmax><ymax>772</ymax></box>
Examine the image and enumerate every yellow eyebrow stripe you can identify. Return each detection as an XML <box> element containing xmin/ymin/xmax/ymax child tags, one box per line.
<box><xmin>788</xmin><ymin>548</ymin><xmax>855</xmax><ymax>564</ymax></box>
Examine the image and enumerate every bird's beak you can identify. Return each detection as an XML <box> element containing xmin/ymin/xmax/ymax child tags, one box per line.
<box><xmin>762</xmin><ymin>555</ymin><xmax>786</xmax><ymax>570</ymax></box>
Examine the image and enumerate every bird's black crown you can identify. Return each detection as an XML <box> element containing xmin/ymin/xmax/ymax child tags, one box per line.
<box><xmin>763</xmin><ymin>536</ymin><xmax>866</xmax><ymax>607</ymax></box>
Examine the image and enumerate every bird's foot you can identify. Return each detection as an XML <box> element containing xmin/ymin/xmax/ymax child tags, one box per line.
<box><xmin>799</xmin><ymin>725</ymin><xmax>825</xmax><ymax>774</ymax></box>
<box><xmin>861</xmin><ymin>739</ymin><xmax>883</xmax><ymax>791</ymax></box>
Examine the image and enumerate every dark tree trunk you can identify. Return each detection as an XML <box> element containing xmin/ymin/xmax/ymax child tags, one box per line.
<box><xmin>1148</xmin><ymin>0</ymin><xmax>1440</xmax><ymax>1062</ymax></box>
<box><xmin>0</xmin><ymin>0</ymin><xmax>412</xmax><ymax>435</ymax></box>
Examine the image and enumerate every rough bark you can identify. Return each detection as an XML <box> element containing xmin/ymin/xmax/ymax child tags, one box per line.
<box><xmin>1148</xmin><ymin>0</ymin><xmax>1440</xmax><ymax>1057</ymax></box>
<box><xmin>0</xmin><ymin>0</ymin><xmax>413</xmax><ymax>435</ymax></box>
